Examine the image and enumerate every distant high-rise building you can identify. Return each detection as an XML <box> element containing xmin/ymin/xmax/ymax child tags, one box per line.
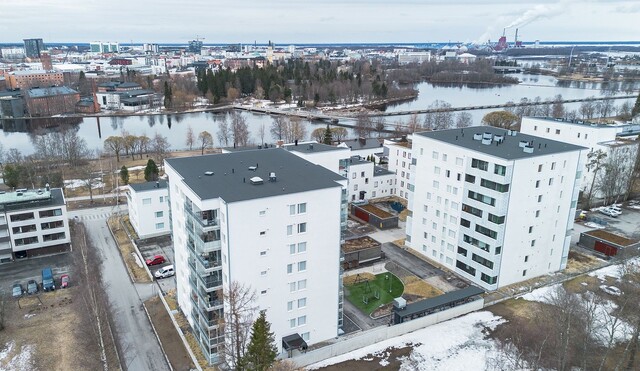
<box><xmin>90</xmin><ymin>41</ymin><xmax>119</xmax><ymax>54</ymax></box>
<box><xmin>40</xmin><ymin>51</ymin><xmax>53</xmax><ymax>70</ymax></box>
<box><xmin>143</xmin><ymin>43</ymin><xmax>160</xmax><ymax>53</ymax></box>
<box><xmin>188</xmin><ymin>40</ymin><xmax>203</xmax><ymax>53</ymax></box>
<box><xmin>23</xmin><ymin>38</ymin><xmax>45</xmax><ymax>59</ymax></box>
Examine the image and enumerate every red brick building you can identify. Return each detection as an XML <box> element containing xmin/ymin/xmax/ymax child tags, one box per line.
<box><xmin>7</xmin><ymin>70</ymin><xmax>64</xmax><ymax>90</ymax></box>
<box><xmin>25</xmin><ymin>86</ymin><xmax>80</xmax><ymax>116</ymax></box>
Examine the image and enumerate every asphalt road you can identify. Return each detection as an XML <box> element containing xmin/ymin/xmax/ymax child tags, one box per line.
<box><xmin>78</xmin><ymin>206</ymin><xmax>170</xmax><ymax>371</ymax></box>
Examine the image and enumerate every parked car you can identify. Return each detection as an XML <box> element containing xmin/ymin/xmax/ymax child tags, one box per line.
<box><xmin>154</xmin><ymin>265</ymin><xmax>175</xmax><ymax>279</ymax></box>
<box><xmin>12</xmin><ymin>283</ymin><xmax>23</xmax><ymax>298</ymax></box>
<box><xmin>27</xmin><ymin>280</ymin><xmax>38</xmax><ymax>295</ymax></box>
<box><xmin>146</xmin><ymin>255</ymin><xmax>166</xmax><ymax>266</ymax></box>
<box><xmin>60</xmin><ymin>274</ymin><xmax>69</xmax><ymax>288</ymax></box>
<box><xmin>601</xmin><ymin>285</ymin><xmax>622</xmax><ymax>296</ymax></box>
<box><xmin>599</xmin><ymin>208</ymin><xmax>619</xmax><ymax>217</ymax></box>
<box><xmin>609</xmin><ymin>205</ymin><xmax>622</xmax><ymax>213</ymax></box>
<box><xmin>42</xmin><ymin>267</ymin><xmax>55</xmax><ymax>291</ymax></box>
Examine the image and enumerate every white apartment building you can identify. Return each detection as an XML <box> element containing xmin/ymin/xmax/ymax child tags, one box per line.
<box><xmin>347</xmin><ymin>156</ymin><xmax>394</xmax><ymax>202</ymax></box>
<box><xmin>385</xmin><ymin>137</ymin><xmax>413</xmax><ymax>200</ymax></box>
<box><xmin>165</xmin><ymin>149</ymin><xmax>347</xmax><ymax>365</ymax></box>
<box><xmin>521</xmin><ymin>117</ymin><xmax>640</xmax><ymax>199</ymax></box>
<box><xmin>0</xmin><ymin>188</ymin><xmax>70</xmax><ymax>262</ymax></box>
<box><xmin>337</xmin><ymin>137</ymin><xmax>385</xmax><ymax>159</ymax></box>
<box><xmin>406</xmin><ymin>126</ymin><xmax>586</xmax><ymax>290</ymax></box>
<box><xmin>127</xmin><ymin>180</ymin><xmax>170</xmax><ymax>239</ymax></box>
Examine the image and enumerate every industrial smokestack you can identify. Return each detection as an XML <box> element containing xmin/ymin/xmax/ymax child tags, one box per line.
<box><xmin>515</xmin><ymin>28</ymin><xmax>518</xmax><ymax>44</ymax></box>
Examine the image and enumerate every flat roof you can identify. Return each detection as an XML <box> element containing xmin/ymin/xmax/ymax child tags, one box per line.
<box><xmin>0</xmin><ymin>188</ymin><xmax>65</xmax><ymax>212</ymax></box>
<box><xmin>415</xmin><ymin>126</ymin><xmax>587</xmax><ymax>160</ymax></box>
<box><xmin>284</xmin><ymin>142</ymin><xmax>349</xmax><ymax>154</ymax></box>
<box><xmin>584</xmin><ymin>229</ymin><xmax>638</xmax><ymax>247</ymax></box>
<box><xmin>166</xmin><ymin>148</ymin><xmax>345</xmax><ymax>203</ymax></box>
<box><xmin>373</xmin><ymin>166</ymin><xmax>394</xmax><ymax>177</ymax></box>
<box><xmin>340</xmin><ymin>137</ymin><xmax>385</xmax><ymax>150</ymax></box>
<box><xmin>395</xmin><ymin>285</ymin><xmax>484</xmax><ymax>318</ymax></box>
<box><xmin>27</xmin><ymin>86</ymin><xmax>78</xmax><ymax>98</ymax></box>
<box><xmin>129</xmin><ymin>180</ymin><xmax>168</xmax><ymax>193</ymax></box>
<box><xmin>525</xmin><ymin>116</ymin><xmax>629</xmax><ymax>129</ymax></box>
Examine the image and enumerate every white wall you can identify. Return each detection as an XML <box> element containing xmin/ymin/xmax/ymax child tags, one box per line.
<box><xmin>127</xmin><ymin>185</ymin><xmax>170</xmax><ymax>239</ymax></box>
<box><xmin>385</xmin><ymin>140</ymin><xmax>413</xmax><ymax>200</ymax></box>
<box><xmin>5</xmin><ymin>201</ymin><xmax>70</xmax><ymax>253</ymax></box>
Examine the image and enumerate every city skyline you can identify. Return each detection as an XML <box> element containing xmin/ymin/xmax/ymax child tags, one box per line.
<box><xmin>1</xmin><ymin>0</ymin><xmax>639</xmax><ymax>44</ymax></box>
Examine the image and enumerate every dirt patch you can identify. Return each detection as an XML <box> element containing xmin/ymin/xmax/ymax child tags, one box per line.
<box><xmin>343</xmin><ymin>272</ymin><xmax>376</xmax><ymax>286</ymax></box>
<box><xmin>315</xmin><ymin>344</ymin><xmax>414</xmax><ymax>370</ymax></box>
<box><xmin>121</xmin><ymin>215</ymin><xmax>140</xmax><ymax>240</ymax></box>
<box><xmin>145</xmin><ymin>296</ymin><xmax>195</xmax><ymax>371</ymax></box>
<box><xmin>565</xmin><ymin>250</ymin><xmax>603</xmax><ymax>274</ymax></box>
<box><xmin>584</xmin><ymin>229</ymin><xmax>637</xmax><ymax>246</ymax></box>
<box><xmin>107</xmin><ymin>216</ymin><xmax>151</xmax><ymax>283</ymax></box>
<box><xmin>341</xmin><ymin>236</ymin><xmax>380</xmax><ymax>253</ymax></box>
<box><xmin>357</xmin><ymin>204</ymin><xmax>393</xmax><ymax>219</ymax></box>
<box><xmin>488</xmin><ymin>298</ymin><xmax>544</xmax><ymax>321</ymax></box>
<box><xmin>562</xmin><ymin>275</ymin><xmax>600</xmax><ymax>294</ymax></box>
<box><xmin>173</xmin><ymin>311</ymin><xmax>216</xmax><ymax>371</ymax></box>
<box><xmin>403</xmin><ymin>276</ymin><xmax>444</xmax><ymax>299</ymax></box>
<box><xmin>165</xmin><ymin>290</ymin><xmax>179</xmax><ymax>311</ymax></box>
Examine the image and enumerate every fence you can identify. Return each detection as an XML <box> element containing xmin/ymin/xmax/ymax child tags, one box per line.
<box><xmin>289</xmin><ymin>298</ymin><xmax>484</xmax><ymax>367</ymax></box>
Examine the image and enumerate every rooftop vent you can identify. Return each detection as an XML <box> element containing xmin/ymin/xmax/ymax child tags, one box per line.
<box><xmin>523</xmin><ymin>145</ymin><xmax>534</xmax><ymax>153</ymax></box>
<box><xmin>308</xmin><ymin>144</ymin><xmax>314</xmax><ymax>150</ymax></box>
<box><xmin>493</xmin><ymin>134</ymin><xmax>504</xmax><ymax>143</ymax></box>
<box><xmin>519</xmin><ymin>140</ymin><xmax>529</xmax><ymax>148</ymax></box>
<box><xmin>204</xmin><ymin>171</ymin><xmax>214</xmax><ymax>176</ymax></box>
<box><xmin>510</xmin><ymin>130</ymin><xmax>517</xmax><ymax>136</ymax></box>
<box><xmin>250</xmin><ymin>176</ymin><xmax>264</xmax><ymax>185</ymax></box>
<box><xmin>483</xmin><ymin>132</ymin><xmax>492</xmax><ymax>140</ymax></box>
<box><xmin>473</xmin><ymin>133</ymin><xmax>483</xmax><ymax>141</ymax></box>
<box><xmin>248</xmin><ymin>166</ymin><xmax>257</xmax><ymax>171</ymax></box>
<box><xmin>481</xmin><ymin>137</ymin><xmax>492</xmax><ymax>145</ymax></box>
<box><xmin>269</xmin><ymin>172</ymin><xmax>277</xmax><ymax>182</ymax></box>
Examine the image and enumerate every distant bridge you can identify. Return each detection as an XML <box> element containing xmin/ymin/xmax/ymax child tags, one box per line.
<box><xmin>363</xmin><ymin>95</ymin><xmax>637</xmax><ymax>117</ymax></box>
<box><xmin>233</xmin><ymin>105</ymin><xmax>340</xmax><ymax>123</ymax></box>
<box><xmin>492</xmin><ymin>65</ymin><xmax>524</xmax><ymax>73</ymax></box>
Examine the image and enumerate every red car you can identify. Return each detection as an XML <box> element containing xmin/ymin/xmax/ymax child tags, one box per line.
<box><xmin>146</xmin><ymin>255</ymin><xmax>166</xmax><ymax>266</ymax></box>
<box><xmin>61</xmin><ymin>274</ymin><xmax>70</xmax><ymax>288</ymax></box>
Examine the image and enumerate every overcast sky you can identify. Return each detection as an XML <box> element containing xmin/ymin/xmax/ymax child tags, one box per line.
<box><xmin>1</xmin><ymin>0</ymin><xmax>639</xmax><ymax>45</ymax></box>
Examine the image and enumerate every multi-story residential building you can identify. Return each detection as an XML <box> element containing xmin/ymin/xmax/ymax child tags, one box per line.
<box><xmin>7</xmin><ymin>70</ymin><xmax>65</xmax><ymax>90</ymax></box>
<box><xmin>521</xmin><ymin>117</ymin><xmax>640</xmax><ymax>198</ymax></box>
<box><xmin>165</xmin><ymin>148</ymin><xmax>347</xmax><ymax>365</ymax></box>
<box><xmin>337</xmin><ymin>137</ymin><xmax>385</xmax><ymax>159</ymax></box>
<box><xmin>127</xmin><ymin>180</ymin><xmax>170</xmax><ymax>239</ymax></box>
<box><xmin>0</xmin><ymin>187</ymin><xmax>70</xmax><ymax>262</ymax></box>
<box><xmin>23</xmin><ymin>38</ymin><xmax>45</xmax><ymax>59</ymax></box>
<box><xmin>406</xmin><ymin>126</ymin><xmax>585</xmax><ymax>290</ymax></box>
<box><xmin>385</xmin><ymin>137</ymin><xmax>413</xmax><ymax>200</ymax></box>
<box><xmin>90</xmin><ymin>42</ymin><xmax>119</xmax><ymax>53</ymax></box>
<box><xmin>346</xmin><ymin>156</ymin><xmax>394</xmax><ymax>201</ymax></box>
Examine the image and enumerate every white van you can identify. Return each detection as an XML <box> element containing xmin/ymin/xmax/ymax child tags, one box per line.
<box><xmin>154</xmin><ymin>265</ymin><xmax>175</xmax><ymax>279</ymax></box>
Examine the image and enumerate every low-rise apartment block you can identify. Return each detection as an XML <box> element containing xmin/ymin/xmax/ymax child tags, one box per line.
<box><xmin>127</xmin><ymin>180</ymin><xmax>170</xmax><ymax>239</ymax></box>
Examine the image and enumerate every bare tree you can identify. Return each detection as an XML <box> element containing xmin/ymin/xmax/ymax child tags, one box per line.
<box><xmin>103</xmin><ymin>136</ymin><xmax>124</xmax><ymax>162</ymax></box>
<box><xmin>258</xmin><ymin>123</ymin><xmax>266</xmax><ymax>146</ymax></box>
<box><xmin>221</xmin><ymin>282</ymin><xmax>258</xmax><ymax>369</ymax></box>
<box><xmin>197</xmin><ymin>131</ymin><xmax>214</xmax><ymax>155</ymax></box>
<box><xmin>373</xmin><ymin>117</ymin><xmax>386</xmax><ymax>137</ymax></box>
<box><xmin>552</xmin><ymin>94</ymin><xmax>565</xmax><ymax>119</ymax></box>
<box><xmin>270</xmin><ymin>116</ymin><xmax>288</xmax><ymax>141</ymax></box>
<box><xmin>594</xmin><ymin>146</ymin><xmax>634</xmax><ymax>204</ymax></box>
<box><xmin>186</xmin><ymin>125</ymin><xmax>195</xmax><ymax>150</ymax></box>
<box><xmin>455</xmin><ymin>112</ymin><xmax>473</xmax><ymax>128</ymax></box>
<box><xmin>311</xmin><ymin>127</ymin><xmax>325</xmax><ymax>142</ymax></box>
<box><xmin>332</xmin><ymin>127</ymin><xmax>348</xmax><ymax>142</ymax></box>
<box><xmin>354</xmin><ymin>114</ymin><xmax>373</xmax><ymax>138</ymax></box>
<box><xmin>151</xmin><ymin>132</ymin><xmax>171</xmax><ymax>165</ymax></box>
<box><xmin>407</xmin><ymin>114</ymin><xmax>420</xmax><ymax>132</ymax></box>
<box><xmin>285</xmin><ymin>117</ymin><xmax>306</xmax><ymax>143</ymax></box>
<box><xmin>482</xmin><ymin>111</ymin><xmax>519</xmax><ymax>130</ymax></box>
<box><xmin>230</xmin><ymin>112</ymin><xmax>250</xmax><ymax>146</ymax></box>
<box><xmin>586</xmin><ymin>149</ymin><xmax>607</xmax><ymax>207</ymax></box>
<box><xmin>217</xmin><ymin>115</ymin><xmax>232</xmax><ymax>147</ymax></box>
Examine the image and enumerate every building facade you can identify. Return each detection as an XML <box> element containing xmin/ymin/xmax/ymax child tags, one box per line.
<box><xmin>385</xmin><ymin>137</ymin><xmax>413</xmax><ymax>200</ymax></box>
<box><xmin>0</xmin><ymin>188</ymin><xmax>71</xmax><ymax>262</ymax></box>
<box><xmin>7</xmin><ymin>70</ymin><xmax>65</xmax><ymax>90</ymax></box>
<box><xmin>25</xmin><ymin>86</ymin><xmax>80</xmax><ymax>116</ymax></box>
<box><xmin>127</xmin><ymin>180</ymin><xmax>171</xmax><ymax>239</ymax></box>
<box><xmin>406</xmin><ymin>127</ymin><xmax>585</xmax><ymax>290</ymax></box>
<box><xmin>23</xmin><ymin>38</ymin><xmax>45</xmax><ymax>59</ymax></box>
<box><xmin>165</xmin><ymin>149</ymin><xmax>347</xmax><ymax>365</ymax></box>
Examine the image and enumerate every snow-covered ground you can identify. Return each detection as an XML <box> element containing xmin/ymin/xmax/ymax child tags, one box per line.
<box><xmin>0</xmin><ymin>341</ymin><xmax>34</xmax><ymax>371</ymax></box>
<box><xmin>307</xmin><ymin>311</ymin><xmax>505</xmax><ymax>370</ymax></box>
<box><xmin>64</xmin><ymin>179</ymin><xmax>105</xmax><ymax>190</ymax></box>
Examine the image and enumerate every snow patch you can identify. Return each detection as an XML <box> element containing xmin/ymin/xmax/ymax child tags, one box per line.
<box><xmin>0</xmin><ymin>341</ymin><xmax>35</xmax><ymax>371</ymax></box>
<box><xmin>520</xmin><ymin>283</ymin><xmax>560</xmax><ymax>303</ymax></box>
<box><xmin>307</xmin><ymin>311</ymin><xmax>505</xmax><ymax>371</ymax></box>
<box><xmin>64</xmin><ymin>178</ymin><xmax>105</xmax><ymax>190</ymax></box>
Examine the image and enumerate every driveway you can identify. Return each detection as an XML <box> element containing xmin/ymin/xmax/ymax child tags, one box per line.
<box><xmin>0</xmin><ymin>252</ymin><xmax>72</xmax><ymax>291</ymax></box>
<box><xmin>139</xmin><ymin>241</ymin><xmax>176</xmax><ymax>294</ymax></box>
<box><xmin>82</xmin><ymin>211</ymin><xmax>170</xmax><ymax>371</ymax></box>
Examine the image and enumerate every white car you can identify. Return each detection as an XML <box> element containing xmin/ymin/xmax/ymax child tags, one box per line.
<box><xmin>154</xmin><ymin>265</ymin><xmax>175</xmax><ymax>279</ymax></box>
<box><xmin>599</xmin><ymin>208</ymin><xmax>618</xmax><ymax>218</ymax></box>
<box><xmin>600</xmin><ymin>285</ymin><xmax>622</xmax><ymax>296</ymax></box>
<box><xmin>609</xmin><ymin>205</ymin><xmax>622</xmax><ymax>213</ymax></box>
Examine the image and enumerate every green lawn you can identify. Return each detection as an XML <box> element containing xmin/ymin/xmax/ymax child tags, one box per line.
<box><xmin>345</xmin><ymin>273</ymin><xmax>404</xmax><ymax>315</ymax></box>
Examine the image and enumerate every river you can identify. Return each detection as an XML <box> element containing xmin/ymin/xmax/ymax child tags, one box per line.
<box><xmin>0</xmin><ymin>74</ymin><xmax>636</xmax><ymax>155</ymax></box>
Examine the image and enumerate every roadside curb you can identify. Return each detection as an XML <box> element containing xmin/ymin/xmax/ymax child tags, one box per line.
<box><xmin>142</xmin><ymin>300</ymin><xmax>175</xmax><ymax>371</ymax></box>
<box><xmin>158</xmin><ymin>292</ymin><xmax>203</xmax><ymax>371</ymax></box>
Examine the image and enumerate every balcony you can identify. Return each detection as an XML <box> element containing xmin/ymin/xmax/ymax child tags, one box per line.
<box><xmin>185</xmin><ymin>205</ymin><xmax>220</xmax><ymax>230</ymax></box>
<box><xmin>198</xmin><ymin>273</ymin><xmax>223</xmax><ymax>292</ymax></box>
<box><xmin>195</xmin><ymin>252</ymin><xmax>222</xmax><ymax>274</ymax></box>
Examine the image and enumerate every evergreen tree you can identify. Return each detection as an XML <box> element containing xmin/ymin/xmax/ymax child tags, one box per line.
<box><xmin>3</xmin><ymin>164</ymin><xmax>21</xmax><ymax>188</ymax></box>
<box><xmin>163</xmin><ymin>81</ymin><xmax>172</xmax><ymax>109</ymax></box>
<box><xmin>144</xmin><ymin>159</ymin><xmax>159</xmax><ymax>181</ymax></box>
<box><xmin>323</xmin><ymin>124</ymin><xmax>333</xmax><ymax>145</ymax></box>
<box><xmin>120</xmin><ymin>165</ymin><xmax>129</xmax><ymax>185</ymax></box>
<box><xmin>237</xmin><ymin>311</ymin><xmax>277</xmax><ymax>371</ymax></box>
<box><xmin>632</xmin><ymin>91</ymin><xmax>640</xmax><ymax>117</ymax></box>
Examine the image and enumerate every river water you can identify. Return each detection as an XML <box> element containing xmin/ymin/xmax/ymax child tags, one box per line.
<box><xmin>0</xmin><ymin>74</ymin><xmax>636</xmax><ymax>155</ymax></box>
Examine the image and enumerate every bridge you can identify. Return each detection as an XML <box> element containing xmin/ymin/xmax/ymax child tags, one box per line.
<box><xmin>233</xmin><ymin>105</ymin><xmax>340</xmax><ymax>123</ymax></box>
<box><xmin>492</xmin><ymin>65</ymin><xmax>524</xmax><ymax>73</ymax></box>
<box><xmin>363</xmin><ymin>95</ymin><xmax>637</xmax><ymax>117</ymax></box>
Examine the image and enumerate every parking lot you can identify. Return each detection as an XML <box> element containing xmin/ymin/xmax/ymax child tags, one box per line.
<box><xmin>579</xmin><ymin>201</ymin><xmax>640</xmax><ymax>241</ymax></box>
<box><xmin>0</xmin><ymin>251</ymin><xmax>73</xmax><ymax>294</ymax></box>
<box><xmin>137</xmin><ymin>238</ymin><xmax>176</xmax><ymax>293</ymax></box>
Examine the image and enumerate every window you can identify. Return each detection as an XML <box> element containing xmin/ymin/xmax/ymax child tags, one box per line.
<box><xmin>287</xmin><ymin>225</ymin><xmax>293</xmax><ymax>236</ymax></box>
<box><xmin>434</xmin><ymin>166</ymin><xmax>441</xmax><ymax>175</ymax></box>
<box><xmin>432</xmin><ymin>181</ymin><xmax>439</xmax><ymax>189</ymax></box>
<box><xmin>475</xmin><ymin>225</ymin><xmax>497</xmax><ymax>239</ymax></box>
<box><xmin>260</xmin><ymin>250</ymin><xmax>267</xmax><ymax>256</ymax></box>
<box><xmin>298</xmin><ymin>203</ymin><xmax>307</xmax><ymax>214</ymax></box>
<box><xmin>287</xmin><ymin>301</ymin><xmax>294</xmax><ymax>311</ymax></box>
<box><xmin>289</xmin><ymin>282</ymin><xmax>296</xmax><ymax>292</ymax></box>
<box><xmin>456</xmin><ymin>260</ymin><xmax>476</xmax><ymax>276</ymax></box>
<box><xmin>259</xmin><ymin>231</ymin><xmax>266</xmax><ymax>236</ymax></box>
<box><xmin>537</xmin><ymin>195</ymin><xmax>543</xmax><ymax>203</ymax></box>
<box><xmin>495</xmin><ymin>246</ymin><xmax>502</xmax><ymax>255</ymax></box>
<box><xmin>538</xmin><ymin>164</ymin><xmax>543</xmax><ymax>172</ymax></box>
<box><xmin>535</xmin><ymin>180</ymin><xmax>540</xmax><ymax>188</ymax></box>
<box><xmin>432</xmin><ymin>151</ymin><xmax>439</xmax><ymax>159</ymax></box>
<box><xmin>297</xmin><ymin>242</ymin><xmax>307</xmax><ymax>253</ymax></box>
<box><xmin>535</xmin><ymin>210</ymin><xmax>540</xmax><ymax>218</ymax></box>
<box><xmin>261</xmin><ymin>290</ymin><xmax>267</xmax><ymax>295</ymax></box>
<box><xmin>528</xmin><ymin>226</ymin><xmax>533</xmax><ymax>233</ymax></box>
<box><xmin>297</xmin><ymin>279</ymin><xmax>307</xmax><ymax>290</ymax></box>
<box><xmin>551</xmin><ymin>162</ymin><xmax>556</xmax><ymax>170</ymax></box>
<box><xmin>155</xmin><ymin>222</ymin><xmax>165</xmax><ymax>229</ymax></box>
<box><xmin>487</xmin><ymin>214</ymin><xmax>505</xmax><ymax>224</ymax></box>
<box><xmin>472</xmin><ymin>254</ymin><xmax>494</xmax><ymax>269</ymax></box>
<box><xmin>289</xmin><ymin>244</ymin><xmax>296</xmax><ymax>255</ymax></box>
<box><xmin>456</xmin><ymin>157</ymin><xmax>463</xmax><ymax>166</ymax></box>
<box><xmin>298</xmin><ymin>261</ymin><xmax>307</xmax><ymax>272</ymax></box>
<box><xmin>460</xmin><ymin>218</ymin><xmax>471</xmax><ymax>228</ymax></box>
<box><xmin>298</xmin><ymin>298</ymin><xmax>307</xmax><ymax>308</ymax></box>
<box><xmin>354</xmin><ymin>184</ymin><xmax>358</xmax><ymax>191</ymax></box>
<box><xmin>12</xmin><ymin>225</ymin><xmax>36</xmax><ymax>234</ymax></box>
<box><xmin>457</xmin><ymin>246</ymin><xmax>467</xmax><ymax>256</ymax></box>
<box><xmin>38</xmin><ymin>209</ymin><xmax>63</xmax><ymax>218</ymax></box>
<box><xmin>287</xmin><ymin>264</ymin><xmax>293</xmax><ymax>274</ymax></box>
<box><xmin>468</xmin><ymin>191</ymin><xmax>495</xmax><ymax>206</ymax></box>
<box><xmin>531</xmin><ymin>240</ymin><xmax>536</xmax><ymax>247</ymax></box>
<box><xmin>143</xmin><ymin>198</ymin><xmax>151</xmax><ymax>205</ymax></box>
<box><xmin>522</xmin><ymin>270</ymin><xmax>527</xmax><ymax>277</ymax></box>
<box><xmin>524</xmin><ymin>255</ymin><xmax>529</xmax><ymax>262</ymax></box>
<box><xmin>289</xmin><ymin>205</ymin><xmax>296</xmax><ymax>215</ymax></box>
<box><xmin>463</xmin><ymin>235</ymin><xmax>490</xmax><ymax>252</ymax></box>
<box><xmin>462</xmin><ymin>204</ymin><xmax>483</xmax><ymax>217</ymax></box>
<box><xmin>465</xmin><ymin>174</ymin><xmax>476</xmax><ymax>183</ymax></box>
<box><xmin>259</xmin><ymin>210</ymin><xmax>266</xmax><ymax>216</ymax></box>
<box><xmin>480</xmin><ymin>179</ymin><xmax>510</xmax><ymax>192</ymax></box>
<box><xmin>494</xmin><ymin>164</ymin><xmax>506</xmax><ymax>176</ymax></box>
<box><xmin>159</xmin><ymin>196</ymin><xmax>165</xmax><ymax>203</ymax></box>
<box><xmin>290</xmin><ymin>319</ymin><xmax>296</xmax><ymax>328</ymax></box>
<box><xmin>471</xmin><ymin>158</ymin><xmax>488</xmax><ymax>171</ymax></box>
<box><xmin>302</xmin><ymin>332</ymin><xmax>310</xmax><ymax>341</ymax></box>
<box><xmin>298</xmin><ymin>223</ymin><xmax>307</xmax><ymax>233</ymax></box>
<box><xmin>297</xmin><ymin>315</ymin><xmax>307</xmax><ymax>326</ymax></box>
<box><xmin>546</xmin><ymin>128</ymin><xmax>550</xmax><ymax>133</ymax></box>
<box><xmin>361</xmin><ymin>171</ymin><xmax>365</xmax><ymax>177</ymax></box>
<box><xmin>555</xmin><ymin>129</ymin><xmax>560</xmax><ymax>134</ymax></box>
<box><xmin>481</xmin><ymin>274</ymin><xmax>497</xmax><ymax>285</ymax></box>
<box><xmin>549</xmin><ymin>178</ymin><xmax>554</xmax><ymax>186</ymax></box>
<box><xmin>352</xmin><ymin>173</ymin><xmax>356</xmax><ymax>179</ymax></box>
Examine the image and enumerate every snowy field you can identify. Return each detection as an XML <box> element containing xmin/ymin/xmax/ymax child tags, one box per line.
<box><xmin>0</xmin><ymin>341</ymin><xmax>34</xmax><ymax>371</ymax></box>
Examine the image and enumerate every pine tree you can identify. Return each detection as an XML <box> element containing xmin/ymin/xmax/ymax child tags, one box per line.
<box><xmin>632</xmin><ymin>91</ymin><xmax>640</xmax><ymax>118</ymax></box>
<box><xmin>120</xmin><ymin>166</ymin><xmax>129</xmax><ymax>185</ymax></box>
<box><xmin>144</xmin><ymin>159</ymin><xmax>159</xmax><ymax>181</ymax></box>
<box><xmin>163</xmin><ymin>81</ymin><xmax>172</xmax><ymax>109</ymax></box>
<box><xmin>237</xmin><ymin>311</ymin><xmax>277</xmax><ymax>371</ymax></box>
<box><xmin>323</xmin><ymin>124</ymin><xmax>333</xmax><ymax>145</ymax></box>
